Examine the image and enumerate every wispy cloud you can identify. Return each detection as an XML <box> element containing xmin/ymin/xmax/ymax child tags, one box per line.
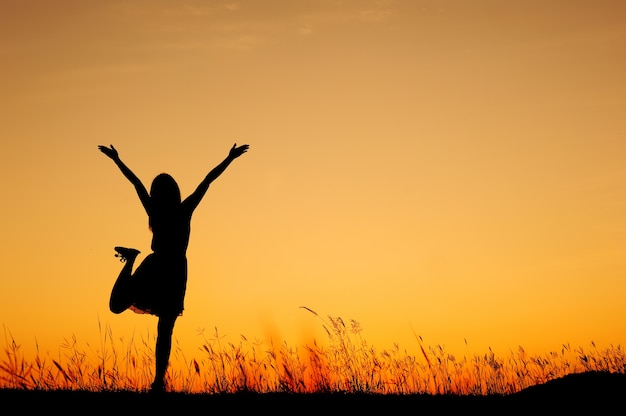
<box><xmin>294</xmin><ymin>0</ymin><xmax>394</xmax><ymax>37</ymax></box>
<box><xmin>92</xmin><ymin>1</ymin><xmax>398</xmax><ymax>50</ymax></box>
<box><xmin>358</xmin><ymin>8</ymin><xmax>392</xmax><ymax>22</ymax></box>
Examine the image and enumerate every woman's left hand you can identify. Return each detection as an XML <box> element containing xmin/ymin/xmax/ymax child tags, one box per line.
<box><xmin>98</xmin><ymin>144</ymin><xmax>119</xmax><ymax>160</ymax></box>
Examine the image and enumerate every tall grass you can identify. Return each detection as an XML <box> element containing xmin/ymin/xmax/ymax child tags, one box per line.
<box><xmin>1</xmin><ymin>308</ymin><xmax>624</xmax><ymax>394</ymax></box>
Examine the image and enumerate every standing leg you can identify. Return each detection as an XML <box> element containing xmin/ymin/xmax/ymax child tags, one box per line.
<box><xmin>151</xmin><ymin>314</ymin><xmax>177</xmax><ymax>392</ymax></box>
<box><xmin>109</xmin><ymin>247</ymin><xmax>140</xmax><ymax>314</ymax></box>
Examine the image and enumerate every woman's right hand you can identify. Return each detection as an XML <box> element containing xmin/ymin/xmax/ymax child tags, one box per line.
<box><xmin>229</xmin><ymin>143</ymin><xmax>249</xmax><ymax>159</ymax></box>
<box><xmin>98</xmin><ymin>144</ymin><xmax>119</xmax><ymax>160</ymax></box>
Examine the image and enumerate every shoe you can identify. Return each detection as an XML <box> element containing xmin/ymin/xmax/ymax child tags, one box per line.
<box><xmin>114</xmin><ymin>246</ymin><xmax>140</xmax><ymax>263</ymax></box>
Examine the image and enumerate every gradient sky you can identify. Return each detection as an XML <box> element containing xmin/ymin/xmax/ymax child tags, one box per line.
<box><xmin>1</xmin><ymin>0</ymin><xmax>625</xmax><ymax>362</ymax></box>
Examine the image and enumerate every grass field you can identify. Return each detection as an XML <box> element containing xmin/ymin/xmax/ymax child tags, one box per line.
<box><xmin>2</xmin><ymin>371</ymin><xmax>625</xmax><ymax>414</ymax></box>
<box><xmin>2</xmin><ymin>309</ymin><xmax>624</xmax><ymax>412</ymax></box>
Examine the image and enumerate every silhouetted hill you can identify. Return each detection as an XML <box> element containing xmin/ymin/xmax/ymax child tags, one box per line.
<box><xmin>508</xmin><ymin>370</ymin><xmax>626</xmax><ymax>412</ymax></box>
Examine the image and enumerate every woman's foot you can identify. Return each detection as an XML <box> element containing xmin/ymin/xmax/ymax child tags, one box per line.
<box><xmin>114</xmin><ymin>246</ymin><xmax>140</xmax><ymax>263</ymax></box>
<box><xmin>150</xmin><ymin>379</ymin><xmax>166</xmax><ymax>394</ymax></box>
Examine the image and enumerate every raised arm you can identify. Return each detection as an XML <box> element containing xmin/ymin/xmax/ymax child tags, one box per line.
<box><xmin>98</xmin><ymin>144</ymin><xmax>151</xmax><ymax>212</ymax></box>
<box><xmin>184</xmin><ymin>143</ymin><xmax>249</xmax><ymax>211</ymax></box>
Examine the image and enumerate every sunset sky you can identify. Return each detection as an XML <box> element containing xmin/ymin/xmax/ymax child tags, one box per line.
<box><xmin>1</xmin><ymin>0</ymin><xmax>625</xmax><ymax>363</ymax></box>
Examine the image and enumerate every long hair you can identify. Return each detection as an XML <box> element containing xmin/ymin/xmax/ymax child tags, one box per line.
<box><xmin>149</xmin><ymin>173</ymin><xmax>181</xmax><ymax>230</ymax></box>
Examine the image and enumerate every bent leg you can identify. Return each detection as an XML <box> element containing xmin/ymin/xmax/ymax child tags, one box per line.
<box><xmin>151</xmin><ymin>314</ymin><xmax>177</xmax><ymax>392</ymax></box>
<box><xmin>109</xmin><ymin>248</ymin><xmax>139</xmax><ymax>314</ymax></box>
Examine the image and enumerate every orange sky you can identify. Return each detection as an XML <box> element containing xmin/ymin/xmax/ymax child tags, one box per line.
<box><xmin>1</xmin><ymin>0</ymin><xmax>625</xmax><ymax>362</ymax></box>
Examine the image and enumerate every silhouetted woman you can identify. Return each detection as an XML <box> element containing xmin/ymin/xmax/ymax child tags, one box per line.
<box><xmin>98</xmin><ymin>143</ymin><xmax>249</xmax><ymax>392</ymax></box>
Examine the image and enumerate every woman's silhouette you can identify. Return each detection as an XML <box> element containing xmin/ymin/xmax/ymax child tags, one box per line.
<box><xmin>98</xmin><ymin>142</ymin><xmax>249</xmax><ymax>392</ymax></box>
